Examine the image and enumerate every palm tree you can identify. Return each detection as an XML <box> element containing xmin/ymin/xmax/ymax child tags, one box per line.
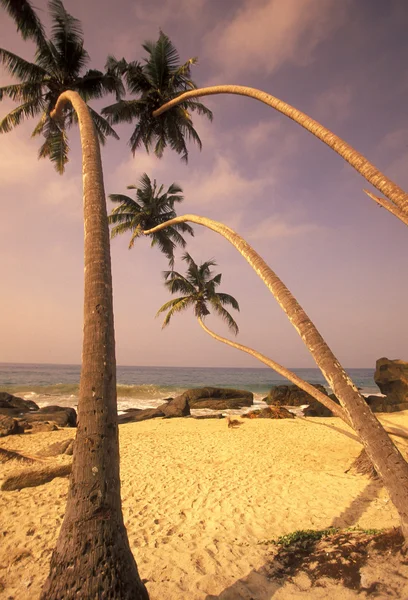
<box><xmin>157</xmin><ymin>252</ymin><xmax>240</xmax><ymax>333</ymax></box>
<box><xmin>102</xmin><ymin>31</ymin><xmax>212</xmax><ymax>163</ymax></box>
<box><xmin>147</xmin><ymin>213</ymin><xmax>408</xmax><ymax>543</ymax></box>
<box><xmin>1</xmin><ymin>1</ymin><xmax>148</xmax><ymax>596</ymax></box>
<box><xmin>158</xmin><ymin>255</ymin><xmax>347</xmax><ymax>421</ymax></box>
<box><xmin>39</xmin><ymin>92</ymin><xmax>148</xmax><ymax>600</ymax></box>
<box><xmin>0</xmin><ymin>0</ymin><xmax>122</xmax><ymax>173</ymax></box>
<box><xmin>152</xmin><ymin>86</ymin><xmax>408</xmax><ymax>225</ymax></box>
<box><xmin>109</xmin><ymin>173</ymin><xmax>194</xmax><ymax>267</ymax></box>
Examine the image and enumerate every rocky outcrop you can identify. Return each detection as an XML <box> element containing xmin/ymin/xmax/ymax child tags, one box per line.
<box><xmin>0</xmin><ymin>392</ymin><xmax>39</xmax><ymax>414</ymax></box>
<box><xmin>176</xmin><ymin>387</ymin><xmax>253</xmax><ymax>410</ymax></box>
<box><xmin>374</xmin><ymin>358</ymin><xmax>408</xmax><ymax>408</ymax></box>
<box><xmin>160</xmin><ymin>395</ymin><xmax>190</xmax><ymax>418</ymax></box>
<box><xmin>22</xmin><ymin>406</ymin><xmax>77</xmax><ymax>427</ymax></box>
<box><xmin>264</xmin><ymin>384</ymin><xmax>329</xmax><ymax>406</ymax></box>
<box><xmin>0</xmin><ymin>414</ymin><xmax>25</xmax><ymax>437</ymax></box>
<box><xmin>117</xmin><ymin>407</ymin><xmax>165</xmax><ymax>424</ymax></box>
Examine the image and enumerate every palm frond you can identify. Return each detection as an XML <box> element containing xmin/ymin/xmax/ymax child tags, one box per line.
<box><xmin>157</xmin><ymin>296</ymin><xmax>193</xmax><ymax>329</ymax></box>
<box><xmin>38</xmin><ymin>120</ymin><xmax>69</xmax><ymax>174</ymax></box>
<box><xmin>0</xmin><ymin>48</ymin><xmax>46</xmax><ymax>81</ymax></box>
<box><xmin>215</xmin><ymin>293</ymin><xmax>240</xmax><ymax>311</ymax></box>
<box><xmin>48</xmin><ymin>0</ymin><xmax>88</xmax><ymax>77</ymax></box>
<box><xmin>0</xmin><ymin>80</ymin><xmax>44</xmax><ymax>102</ymax></box>
<box><xmin>87</xmin><ymin>106</ymin><xmax>119</xmax><ymax>144</ymax></box>
<box><xmin>102</xmin><ymin>99</ymin><xmax>143</xmax><ymax>125</ymax></box>
<box><xmin>0</xmin><ymin>0</ymin><xmax>47</xmax><ymax>46</ymax></box>
<box><xmin>209</xmin><ymin>298</ymin><xmax>239</xmax><ymax>335</ymax></box>
<box><xmin>0</xmin><ymin>99</ymin><xmax>42</xmax><ymax>132</ymax></box>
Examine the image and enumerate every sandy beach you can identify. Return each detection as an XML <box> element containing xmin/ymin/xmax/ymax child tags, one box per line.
<box><xmin>1</xmin><ymin>412</ymin><xmax>408</xmax><ymax>599</ymax></box>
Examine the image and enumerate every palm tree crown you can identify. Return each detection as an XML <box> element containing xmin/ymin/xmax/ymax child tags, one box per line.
<box><xmin>157</xmin><ymin>253</ymin><xmax>240</xmax><ymax>334</ymax></box>
<box><xmin>102</xmin><ymin>31</ymin><xmax>212</xmax><ymax>162</ymax></box>
<box><xmin>109</xmin><ymin>173</ymin><xmax>194</xmax><ymax>267</ymax></box>
<box><xmin>0</xmin><ymin>0</ymin><xmax>123</xmax><ymax>173</ymax></box>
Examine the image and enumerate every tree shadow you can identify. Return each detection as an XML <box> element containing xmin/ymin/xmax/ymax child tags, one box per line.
<box><xmin>205</xmin><ymin>474</ymin><xmax>390</xmax><ymax>599</ymax></box>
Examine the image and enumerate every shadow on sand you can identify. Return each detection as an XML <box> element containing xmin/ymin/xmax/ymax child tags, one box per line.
<box><xmin>205</xmin><ymin>476</ymin><xmax>397</xmax><ymax>599</ymax></box>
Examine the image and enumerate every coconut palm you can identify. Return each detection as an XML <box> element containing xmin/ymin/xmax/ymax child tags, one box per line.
<box><xmin>0</xmin><ymin>0</ymin><xmax>123</xmax><ymax>173</ymax></box>
<box><xmin>152</xmin><ymin>86</ymin><xmax>408</xmax><ymax>225</ymax></box>
<box><xmin>157</xmin><ymin>253</ymin><xmax>240</xmax><ymax>335</ymax></box>
<box><xmin>102</xmin><ymin>31</ymin><xmax>212</xmax><ymax>162</ymax></box>
<box><xmin>147</xmin><ymin>213</ymin><xmax>408</xmax><ymax>542</ymax></box>
<box><xmin>109</xmin><ymin>173</ymin><xmax>194</xmax><ymax>267</ymax></box>
<box><xmin>38</xmin><ymin>92</ymin><xmax>148</xmax><ymax>600</ymax></box>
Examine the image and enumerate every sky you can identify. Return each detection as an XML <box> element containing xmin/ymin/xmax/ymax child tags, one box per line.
<box><xmin>1</xmin><ymin>0</ymin><xmax>408</xmax><ymax>369</ymax></box>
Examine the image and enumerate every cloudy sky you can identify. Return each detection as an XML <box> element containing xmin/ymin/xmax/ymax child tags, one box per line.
<box><xmin>1</xmin><ymin>0</ymin><xmax>407</xmax><ymax>369</ymax></box>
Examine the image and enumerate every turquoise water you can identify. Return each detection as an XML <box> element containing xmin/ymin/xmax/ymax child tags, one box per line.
<box><xmin>0</xmin><ymin>362</ymin><xmax>378</xmax><ymax>412</ymax></box>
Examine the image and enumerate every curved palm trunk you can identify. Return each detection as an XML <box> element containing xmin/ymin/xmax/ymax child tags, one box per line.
<box><xmin>146</xmin><ymin>215</ymin><xmax>408</xmax><ymax>541</ymax></box>
<box><xmin>197</xmin><ymin>318</ymin><xmax>347</xmax><ymax>421</ymax></box>
<box><xmin>153</xmin><ymin>86</ymin><xmax>408</xmax><ymax>224</ymax></box>
<box><xmin>41</xmin><ymin>92</ymin><xmax>148</xmax><ymax>599</ymax></box>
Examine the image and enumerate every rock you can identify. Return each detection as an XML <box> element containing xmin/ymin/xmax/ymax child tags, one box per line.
<box><xmin>243</xmin><ymin>406</ymin><xmax>295</xmax><ymax>419</ymax></box>
<box><xmin>22</xmin><ymin>406</ymin><xmax>77</xmax><ymax>427</ymax></box>
<box><xmin>117</xmin><ymin>408</ymin><xmax>164</xmax><ymax>424</ymax></box>
<box><xmin>0</xmin><ymin>392</ymin><xmax>39</xmax><ymax>412</ymax></box>
<box><xmin>176</xmin><ymin>387</ymin><xmax>253</xmax><ymax>410</ymax></box>
<box><xmin>0</xmin><ymin>407</ymin><xmax>22</xmax><ymax>417</ymax></box>
<box><xmin>374</xmin><ymin>357</ymin><xmax>408</xmax><ymax>405</ymax></box>
<box><xmin>263</xmin><ymin>384</ymin><xmax>328</xmax><ymax>407</ymax></box>
<box><xmin>304</xmin><ymin>400</ymin><xmax>337</xmax><ymax>417</ymax></box>
<box><xmin>159</xmin><ymin>395</ymin><xmax>190</xmax><ymax>418</ymax></box>
<box><xmin>41</xmin><ymin>439</ymin><xmax>74</xmax><ymax>457</ymax></box>
<box><xmin>0</xmin><ymin>414</ymin><xmax>25</xmax><ymax>437</ymax></box>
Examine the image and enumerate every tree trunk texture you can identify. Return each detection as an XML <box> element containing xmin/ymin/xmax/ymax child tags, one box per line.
<box><xmin>196</xmin><ymin>318</ymin><xmax>347</xmax><ymax>421</ymax></box>
<box><xmin>41</xmin><ymin>91</ymin><xmax>148</xmax><ymax>599</ymax></box>
<box><xmin>146</xmin><ymin>215</ymin><xmax>408</xmax><ymax>542</ymax></box>
<box><xmin>153</xmin><ymin>86</ymin><xmax>408</xmax><ymax>224</ymax></box>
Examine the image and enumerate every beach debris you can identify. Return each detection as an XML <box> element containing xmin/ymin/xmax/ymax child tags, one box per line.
<box><xmin>227</xmin><ymin>417</ymin><xmax>244</xmax><ymax>428</ymax></box>
<box><xmin>242</xmin><ymin>407</ymin><xmax>295</xmax><ymax>419</ymax></box>
<box><xmin>1</xmin><ymin>463</ymin><xmax>72</xmax><ymax>491</ymax></box>
<box><xmin>345</xmin><ymin>449</ymin><xmax>379</xmax><ymax>480</ymax></box>
<box><xmin>0</xmin><ymin>447</ymin><xmax>47</xmax><ymax>464</ymax></box>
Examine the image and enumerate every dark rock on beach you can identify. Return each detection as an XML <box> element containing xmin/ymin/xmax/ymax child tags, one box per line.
<box><xmin>374</xmin><ymin>357</ymin><xmax>408</xmax><ymax>406</ymax></box>
<box><xmin>118</xmin><ymin>407</ymin><xmax>165</xmax><ymax>424</ymax></box>
<box><xmin>22</xmin><ymin>406</ymin><xmax>77</xmax><ymax>427</ymax></box>
<box><xmin>0</xmin><ymin>392</ymin><xmax>39</xmax><ymax>413</ymax></box>
<box><xmin>263</xmin><ymin>384</ymin><xmax>328</xmax><ymax>407</ymax></box>
<box><xmin>0</xmin><ymin>414</ymin><xmax>25</xmax><ymax>437</ymax></box>
<box><xmin>176</xmin><ymin>387</ymin><xmax>253</xmax><ymax>410</ymax></box>
<box><xmin>160</xmin><ymin>395</ymin><xmax>190</xmax><ymax>418</ymax></box>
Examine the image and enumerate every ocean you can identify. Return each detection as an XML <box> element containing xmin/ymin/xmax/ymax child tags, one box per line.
<box><xmin>0</xmin><ymin>363</ymin><xmax>380</xmax><ymax>415</ymax></box>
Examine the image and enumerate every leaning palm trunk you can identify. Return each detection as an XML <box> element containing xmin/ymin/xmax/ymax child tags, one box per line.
<box><xmin>146</xmin><ymin>214</ymin><xmax>408</xmax><ymax>541</ymax></box>
<box><xmin>41</xmin><ymin>92</ymin><xmax>148</xmax><ymax>599</ymax></box>
<box><xmin>153</xmin><ymin>86</ymin><xmax>408</xmax><ymax>224</ymax></box>
<box><xmin>197</xmin><ymin>317</ymin><xmax>347</xmax><ymax>422</ymax></box>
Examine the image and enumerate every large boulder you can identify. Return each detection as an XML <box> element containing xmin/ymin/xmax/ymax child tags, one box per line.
<box><xmin>159</xmin><ymin>396</ymin><xmax>190</xmax><ymax>418</ymax></box>
<box><xmin>264</xmin><ymin>384</ymin><xmax>328</xmax><ymax>407</ymax></box>
<box><xmin>0</xmin><ymin>414</ymin><xmax>25</xmax><ymax>437</ymax></box>
<box><xmin>374</xmin><ymin>358</ymin><xmax>408</xmax><ymax>406</ymax></box>
<box><xmin>176</xmin><ymin>387</ymin><xmax>253</xmax><ymax>410</ymax></box>
<box><xmin>117</xmin><ymin>408</ymin><xmax>165</xmax><ymax>424</ymax></box>
<box><xmin>22</xmin><ymin>406</ymin><xmax>77</xmax><ymax>427</ymax></box>
<box><xmin>0</xmin><ymin>392</ymin><xmax>39</xmax><ymax>413</ymax></box>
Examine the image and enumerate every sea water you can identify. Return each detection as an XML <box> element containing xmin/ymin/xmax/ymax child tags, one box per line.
<box><xmin>0</xmin><ymin>362</ymin><xmax>380</xmax><ymax>415</ymax></box>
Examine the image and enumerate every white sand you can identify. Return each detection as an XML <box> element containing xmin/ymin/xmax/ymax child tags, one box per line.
<box><xmin>1</xmin><ymin>412</ymin><xmax>408</xmax><ymax>599</ymax></box>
